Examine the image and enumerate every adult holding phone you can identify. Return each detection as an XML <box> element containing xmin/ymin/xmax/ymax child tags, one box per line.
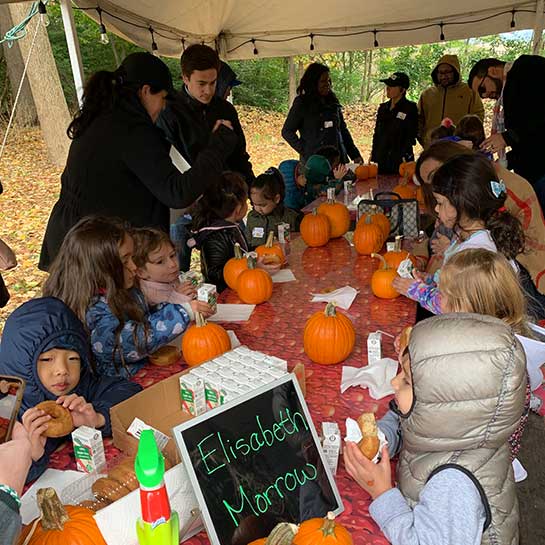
<box><xmin>39</xmin><ymin>52</ymin><xmax>237</xmax><ymax>271</ymax></box>
<box><xmin>282</xmin><ymin>62</ymin><xmax>362</xmax><ymax>165</ymax></box>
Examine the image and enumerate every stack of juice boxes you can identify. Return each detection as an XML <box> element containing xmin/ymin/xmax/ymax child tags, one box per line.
<box><xmin>179</xmin><ymin>346</ymin><xmax>288</xmax><ymax>416</ymax></box>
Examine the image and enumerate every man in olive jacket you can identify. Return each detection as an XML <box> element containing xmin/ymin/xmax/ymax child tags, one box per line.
<box><xmin>418</xmin><ymin>54</ymin><xmax>484</xmax><ymax>147</ymax></box>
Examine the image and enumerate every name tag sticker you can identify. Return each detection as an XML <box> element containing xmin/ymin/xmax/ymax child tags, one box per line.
<box><xmin>396</xmin><ymin>111</ymin><xmax>407</xmax><ymax>120</ymax></box>
<box><xmin>324</xmin><ymin>120</ymin><xmax>334</xmax><ymax>128</ymax></box>
<box><xmin>252</xmin><ymin>227</ymin><xmax>265</xmax><ymax>238</ymax></box>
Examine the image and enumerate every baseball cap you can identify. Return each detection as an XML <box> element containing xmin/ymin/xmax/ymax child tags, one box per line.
<box><xmin>304</xmin><ymin>155</ymin><xmax>331</xmax><ymax>184</ymax></box>
<box><xmin>380</xmin><ymin>72</ymin><xmax>410</xmax><ymax>90</ymax></box>
<box><xmin>118</xmin><ymin>52</ymin><xmax>174</xmax><ymax>96</ymax></box>
<box><xmin>215</xmin><ymin>61</ymin><xmax>242</xmax><ymax>98</ymax></box>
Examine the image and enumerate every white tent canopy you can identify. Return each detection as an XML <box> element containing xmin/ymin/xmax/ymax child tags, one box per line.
<box><xmin>64</xmin><ymin>0</ymin><xmax>544</xmax><ymax>59</ymax></box>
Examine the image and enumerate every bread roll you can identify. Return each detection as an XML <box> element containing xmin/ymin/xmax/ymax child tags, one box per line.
<box><xmin>357</xmin><ymin>412</ymin><xmax>380</xmax><ymax>460</ymax></box>
<box><xmin>149</xmin><ymin>345</ymin><xmax>179</xmax><ymax>367</ymax></box>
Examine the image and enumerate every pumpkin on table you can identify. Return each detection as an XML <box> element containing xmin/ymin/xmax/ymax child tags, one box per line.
<box><xmin>354</xmin><ymin>163</ymin><xmax>369</xmax><ymax>180</ymax></box>
<box><xmin>236</xmin><ymin>255</ymin><xmax>273</xmax><ymax>304</ymax></box>
<box><xmin>357</xmin><ymin>205</ymin><xmax>390</xmax><ymax>240</ymax></box>
<box><xmin>371</xmin><ymin>253</ymin><xmax>399</xmax><ymax>299</ymax></box>
<box><xmin>223</xmin><ymin>242</ymin><xmax>248</xmax><ymax>290</ymax></box>
<box><xmin>181</xmin><ymin>312</ymin><xmax>231</xmax><ymax>366</ymax></box>
<box><xmin>303</xmin><ymin>302</ymin><xmax>355</xmax><ymax>365</ymax></box>
<box><xmin>248</xmin><ymin>522</ymin><xmax>299</xmax><ymax>545</ymax></box>
<box><xmin>367</xmin><ymin>162</ymin><xmax>378</xmax><ymax>178</ymax></box>
<box><xmin>293</xmin><ymin>512</ymin><xmax>353</xmax><ymax>545</ymax></box>
<box><xmin>300</xmin><ymin>209</ymin><xmax>330</xmax><ymax>247</ymax></box>
<box><xmin>354</xmin><ymin>216</ymin><xmax>384</xmax><ymax>256</ymax></box>
<box><xmin>317</xmin><ymin>199</ymin><xmax>350</xmax><ymax>239</ymax></box>
<box><xmin>398</xmin><ymin>159</ymin><xmax>416</xmax><ymax>180</ymax></box>
<box><xmin>384</xmin><ymin>235</ymin><xmax>417</xmax><ymax>269</ymax></box>
<box><xmin>18</xmin><ymin>487</ymin><xmax>107</xmax><ymax>545</ymax></box>
<box><xmin>256</xmin><ymin>231</ymin><xmax>284</xmax><ymax>265</ymax></box>
<box><xmin>392</xmin><ymin>178</ymin><xmax>416</xmax><ymax>199</ymax></box>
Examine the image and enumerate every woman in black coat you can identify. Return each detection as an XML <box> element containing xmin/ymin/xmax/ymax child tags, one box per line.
<box><xmin>281</xmin><ymin>63</ymin><xmax>362</xmax><ymax>164</ymax></box>
<box><xmin>39</xmin><ymin>52</ymin><xmax>237</xmax><ymax>270</ymax></box>
<box><xmin>371</xmin><ymin>72</ymin><xmax>418</xmax><ymax>174</ymax></box>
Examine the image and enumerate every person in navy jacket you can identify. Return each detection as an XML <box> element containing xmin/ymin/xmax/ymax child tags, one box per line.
<box><xmin>0</xmin><ymin>297</ymin><xmax>142</xmax><ymax>483</ymax></box>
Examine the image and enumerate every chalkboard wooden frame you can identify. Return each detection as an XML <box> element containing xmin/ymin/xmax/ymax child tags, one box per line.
<box><xmin>173</xmin><ymin>374</ymin><xmax>344</xmax><ymax>545</ymax></box>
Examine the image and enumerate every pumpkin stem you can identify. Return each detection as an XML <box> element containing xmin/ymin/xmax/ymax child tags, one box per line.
<box><xmin>247</xmin><ymin>254</ymin><xmax>257</xmax><ymax>270</ymax></box>
<box><xmin>312</xmin><ymin>208</ymin><xmax>319</xmax><ymax>216</ymax></box>
<box><xmin>394</xmin><ymin>235</ymin><xmax>403</xmax><ymax>253</ymax></box>
<box><xmin>320</xmin><ymin>512</ymin><xmax>338</xmax><ymax>537</ymax></box>
<box><xmin>265</xmin><ymin>230</ymin><xmax>275</xmax><ymax>248</ymax></box>
<box><xmin>36</xmin><ymin>488</ymin><xmax>69</xmax><ymax>531</ymax></box>
<box><xmin>195</xmin><ymin>312</ymin><xmax>206</xmax><ymax>327</ymax></box>
<box><xmin>371</xmin><ymin>252</ymin><xmax>389</xmax><ymax>270</ymax></box>
<box><xmin>324</xmin><ymin>302</ymin><xmax>337</xmax><ymax>317</ymax></box>
<box><xmin>233</xmin><ymin>242</ymin><xmax>243</xmax><ymax>260</ymax></box>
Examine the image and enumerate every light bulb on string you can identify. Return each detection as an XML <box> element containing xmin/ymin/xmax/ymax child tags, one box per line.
<box><xmin>439</xmin><ymin>23</ymin><xmax>445</xmax><ymax>41</ymax></box>
<box><xmin>252</xmin><ymin>39</ymin><xmax>258</xmax><ymax>55</ymax></box>
<box><xmin>373</xmin><ymin>30</ymin><xmax>379</xmax><ymax>48</ymax></box>
<box><xmin>510</xmin><ymin>9</ymin><xmax>516</xmax><ymax>28</ymax></box>
<box><xmin>38</xmin><ymin>1</ymin><xmax>50</xmax><ymax>27</ymax></box>
<box><xmin>149</xmin><ymin>27</ymin><xmax>159</xmax><ymax>56</ymax></box>
<box><xmin>97</xmin><ymin>7</ymin><xmax>109</xmax><ymax>45</ymax></box>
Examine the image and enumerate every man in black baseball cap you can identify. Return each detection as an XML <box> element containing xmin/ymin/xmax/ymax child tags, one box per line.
<box><xmin>370</xmin><ymin>71</ymin><xmax>418</xmax><ymax>174</ymax></box>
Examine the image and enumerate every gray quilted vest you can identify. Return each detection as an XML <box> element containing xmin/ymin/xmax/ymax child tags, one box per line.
<box><xmin>397</xmin><ymin>313</ymin><xmax>527</xmax><ymax>545</ymax></box>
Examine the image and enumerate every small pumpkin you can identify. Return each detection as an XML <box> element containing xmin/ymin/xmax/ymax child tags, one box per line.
<box><xmin>181</xmin><ymin>312</ymin><xmax>231</xmax><ymax>366</ymax></box>
<box><xmin>256</xmin><ymin>231</ymin><xmax>285</xmax><ymax>264</ymax></box>
<box><xmin>354</xmin><ymin>163</ymin><xmax>369</xmax><ymax>180</ymax></box>
<box><xmin>293</xmin><ymin>511</ymin><xmax>353</xmax><ymax>545</ymax></box>
<box><xmin>263</xmin><ymin>522</ymin><xmax>299</xmax><ymax>545</ymax></box>
<box><xmin>371</xmin><ymin>253</ymin><xmax>399</xmax><ymax>299</ymax></box>
<box><xmin>18</xmin><ymin>487</ymin><xmax>107</xmax><ymax>545</ymax></box>
<box><xmin>384</xmin><ymin>235</ymin><xmax>417</xmax><ymax>269</ymax></box>
<box><xmin>357</xmin><ymin>205</ymin><xmax>390</xmax><ymax>240</ymax></box>
<box><xmin>393</xmin><ymin>179</ymin><xmax>416</xmax><ymax>199</ymax></box>
<box><xmin>236</xmin><ymin>255</ymin><xmax>273</xmax><ymax>304</ymax></box>
<box><xmin>248</xmin><ymin>540</ymin><xmax>267</xmax><ymax>545</ymax></box>
<box><xmin>398</xmin><ymin>159</ymin><xmax>416</xmax><ymax>179</ymax></box>
<box><xmin>354</xmin><ymin>216</ymin><xmax>384</xmax><ymax>256</ymax></box>
<box><xmin>300</xmin><ymin>209</ymin><xmax>330</xmax><ymax>247</ymax></box>
<box><xmin>303</xmin><ymin>302</ymin><xmax>356</xmax><ymax>365</ymax></box>
<box><xmin>367</xmin><ymin>162</ymin><xmax>378</xmax><ymax>178</ymax></box>
<box><xmin>223</xmin><ymin>242</ymin><xmax>248</xmax><ymax>290</ymax></box>
<box><xmin>317</xmin><ymin>199</ymin><xmax>350</xmax><ymax>238</ymax></box>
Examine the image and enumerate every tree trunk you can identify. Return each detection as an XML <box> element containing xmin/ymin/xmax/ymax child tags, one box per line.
<box><xmin>7</xmin><ymin>2</ymin><xmax>71</xmax><ymax>166</ymax></box>
<box><xmin>365</xmin><ymin>49</ymin><xmax>373</xmax><ymax>102</ymax></box>
<box><xmin>288</xmin><ymin>56</ymin><xmax>297</xmax><ymax>107</ymax></box>
<box><xmin>0</xmin><ymin>4</ymin><xmax>38</xmax><ymax>127</ymax></box>
<box><xmin>360</xmin><ymin>50</ymin><xmax>368</xmax><ymax>102</ymax></box>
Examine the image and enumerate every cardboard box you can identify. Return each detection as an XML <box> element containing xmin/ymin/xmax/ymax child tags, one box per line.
<box><xmin>110</xmin><ymin>370</ymin><xmax>192</xmax><ymax>464</ymax></box>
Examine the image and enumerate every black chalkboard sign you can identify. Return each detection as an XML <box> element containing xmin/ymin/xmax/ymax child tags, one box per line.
<box><xmin>173</xmin><ymin>374</ymin><xmax>343</xmax><ymax>545</ymax></box>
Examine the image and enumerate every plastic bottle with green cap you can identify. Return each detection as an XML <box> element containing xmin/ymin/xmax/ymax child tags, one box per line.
<box><xmin>135</xmin><ymin>429</ymin><xmax>179</xmax><ymax>545</ymax></box>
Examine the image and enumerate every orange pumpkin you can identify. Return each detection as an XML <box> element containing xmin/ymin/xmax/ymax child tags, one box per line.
<box><xmin>248</xmin><ymin>540</ymin><xmax>266</xmax><ymax>545</ymax></box>
<box><xmin>354</xmin><ymin>163</ymin><xmax>369</xmax><ymax>180</ymax></box>
<box><xmin>300</xmin><ymin>209</ymin><xmax>330</xmax><ymax>247</ymax></box>
<box><xmin>317</xmin><ymin>200</ymin><xmax>350</xmax><ymax>238</ymax></box>
<box><xmin>256</xmin><ymin>231</ymin><xmax>285</xmax><ymax>264</ymax></box>
<box><xmin>393</xmin><ymin>179</ymin><xmax>416</xmax><ymax>199</ymax></box>
<box><xmin>223</xmin><ymin>242</ymin><xmax>248</xmax><ymax>290</ymax></box>
<box><xmin>398</xmin><ymin>160</ymin><xmax>416</xmax><ymax>179</ymax></box>
<box><xmin>18</xmin><ymin>488</ymin><xmax>107</xmax><ymax>545</ymax></box>
<box><xmin>236</xmin><ymin>255</ymin><xmax>273</xmax><ymax>304</ymax></box>
<box><xmin>371</xmin><ymin>253</ymin><xmax>399</xmax><ymax>299</ymax></box>
<box><xmin>303</xmin><ymin>302</ymin><xmax>355</xmax><ymax>365</ymax></box>
<box><xmin>354</xmin><ymin>216</ymin><xmax>384</xmax><ymax>255</ymax></box>
<box><xmin>384</xmin><ymin>235</ymin><xmax>417</xmax><ymax>269</ymax></box>
<box><xmin>182</xmin><ymin>312</ymin><xmax>231</xmax><ymax>366</ymax></box>
<box><xmin>293</xmin><ymin>512</ymin><xmax>353</xmax><ymax>545</ymax></box>
<box><xmin>357</xmin><ymin>205</ymin><xmax>390</xmax><ymax>240</ymax></box>
<box><xmin>367</xmin><ymin>162</ymin><xmax>378</xmax><ymax>178</ymax></box>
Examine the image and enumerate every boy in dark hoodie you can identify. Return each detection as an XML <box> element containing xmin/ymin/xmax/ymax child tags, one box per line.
<box><xmin>0</xmin><ymin>297</ymin><xmax>142</xmax><ymax>483</ymax></box>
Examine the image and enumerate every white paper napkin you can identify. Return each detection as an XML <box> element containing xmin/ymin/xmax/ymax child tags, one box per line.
<box><xmin>208</xmin><ymin>304</ymin><xmax>255</xmax><ymax>322</ymax></box>
<box><xmin>227</xmin><ymin>330</ymin><xmax>241</xmax><ymax>348</ymax></box>
<box><xmin>271</xmin><ymin>269</ymin><xmax>297</xmax><ymax>283</ymax></box>
<box><xmin>341</xmin><ymin>358</ymin><xmax>398</xmax><ymax>399</ymax></box>
<box><xmin>311</xmin><ymin>286</ymin><xmax>358</xmax><ymax>310</ymax></box>
<box><xmin>512</xmin><ymin>458</ymin><xmax>528</xmax><ymax>483</ymax></box>
<box><xmin>345</xmin><ymin>417</ymin><xmax>388</xmax><ymax>463</ymax></box>
<box><xmin>516</xmin><ymin>325</ymin><xmax>545</xmax><ymax>391</ymax></box>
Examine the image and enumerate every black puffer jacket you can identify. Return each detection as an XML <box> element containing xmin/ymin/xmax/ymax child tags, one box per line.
<box><xmin>281</xmin><ymin>95</ymin><xmax>361</xmax><ymax>163</ymax></box>
<box><xmin>39</xmin><ymin>94</ymin><xmax>237</xmax><ymax>270</ymax></box>
<box><xmin>188</xmin><ymin>220</ymin><xmax>249</xmax><ymax>292</ymax></box>
<box><xmin>157</xmin><ymin>88</ymin><xmax>254</xmax><ymax>183</ymax></box>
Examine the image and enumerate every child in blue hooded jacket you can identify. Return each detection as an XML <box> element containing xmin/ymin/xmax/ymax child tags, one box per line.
<box><xmin>0</xmin><ymin>297</ymin><xmax>142</xmax><ymax>483</ymax></box>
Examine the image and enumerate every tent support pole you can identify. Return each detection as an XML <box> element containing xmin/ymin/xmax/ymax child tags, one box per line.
<box><xmin>532</xmin><ymin>0</ymin><xmax>544</xmax><ymax>54</ymax></box>
<box><xmin>59</xmin><ymin>0</ymin><xmax>85</xmax><ymax>106</ymax></box>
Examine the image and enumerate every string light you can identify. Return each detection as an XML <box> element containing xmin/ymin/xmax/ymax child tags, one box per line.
<box><xmin>181</xmin><ymin>37</ymin><xmax>186</xmax><ymax>51</ymax></box>
<box><xmin>97</xmin><ymin>7</ymin><xmax>109</xmax><ymax>45</ymax></box>
<box><xmin>510</xmin><ymin>9</ymin><xmax>516</xmax><ymax>28</ymax></box>
<box><xmin>439</xmin><ymin>22</ymin><xmax>445</xmax><ymax>41</ymax></box>
<box><xmin>252</xmin><ymin>38</ymin><xmax>258</xmax><ymax>55</ymax></box>
<box><xmin>38</xmin><ymin>1</ymin><xmax>50</xmax><ymax>27</ymax></box>
<box><xmin>149</xmin><ymin>26</ymin><xmax>159</xmax><ymax>56</ymax></box>
<box><xmin>309</xmin><ymin>33</ymin><xmax>315</xmax><ymax>51</ymax></box>
<box><xmin>373</xmin><ymin>29</ymin><xmax>378</xmax><ymax>48</ymax></box>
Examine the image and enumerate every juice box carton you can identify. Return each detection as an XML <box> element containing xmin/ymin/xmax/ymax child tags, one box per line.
<box><xmin>72</xmin><ymin>425</ymin><xmax>106</xmax><ymax>474</ymax></box>
<box><xmin>179</xmin><ymin>270</ymin><xmax>202</xmax><ymax>288</ymax></box>
<box><xmin>204</xmin><ymin>376</ymin><xmax>224</xmax><ymax>410</ymax></box>
<box><xmin>197</xmin><ymin>283</ymin><xmax>217</xmax><ymax>313</ymax></box>
<box><xmin>179</xmin><ymin>374</ymin><xmax>206</xmax><ymax>416</ymax></box>
<box><xmin>321</xmin><ymin>422</ymin><xmax>341</xmax><ymax>474</ymax></box>
<box><xmin>367</xmin><ymin>331</ymin><xmax>382</xmax><ymax>365</ymax></box>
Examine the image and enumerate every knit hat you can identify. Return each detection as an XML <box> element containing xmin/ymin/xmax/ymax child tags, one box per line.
<box><xmin>304</xmin><ymin>155</ymin><xmax>331</xmax><ymax>184</ymax></box>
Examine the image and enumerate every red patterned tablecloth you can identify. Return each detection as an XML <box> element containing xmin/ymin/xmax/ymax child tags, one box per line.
<box><xmin>49</xmin><ymin>233</ymin><xmax>415</xmax><ymax>545</ymax></box>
